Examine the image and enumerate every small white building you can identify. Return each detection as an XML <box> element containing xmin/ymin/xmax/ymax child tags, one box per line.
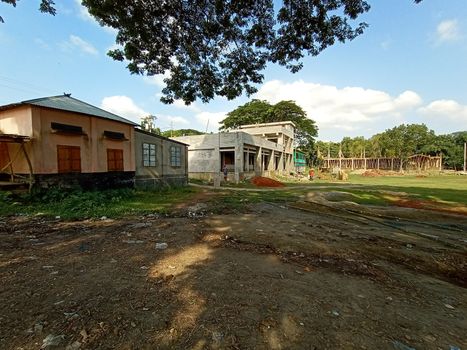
<box><xmin>172</xmin><ymin>121</ymin><xmax>295</xmax><ymax>182</ymax></box>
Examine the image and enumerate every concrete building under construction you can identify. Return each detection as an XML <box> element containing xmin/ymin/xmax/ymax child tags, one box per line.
<box><xmin>172</xmin><ymin>121</ymin><xmax>295</xmax><ymax>182</ymax></box>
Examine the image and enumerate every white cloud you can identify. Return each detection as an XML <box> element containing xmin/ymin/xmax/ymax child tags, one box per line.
<box><xmin>418</xmin><ymin>99</ymin><xmax>467</xmax><ymax>121</ymax></box>
<box><xmin>74</xmin><ymin>0</ymin><xmax>117</xmax><ymax>35</ymax></box>
<box><xmin>34</xmin><ymin>38</ymin><xmax>50</xmax><ymax>50</ymax></box>
<box><xmin>255</xmin><ymin>80</ymin><xmax>422</xmax><ymax>138</ymax></box>
<box><xmin>143</xmin><ymin>74</ymin><xmax>170</xmax><ymax>88</ymax></box>
<box><xmin>101</xmin><ymin>96</ymin><xmax>149</xmax><ymax>122</ymax></box>
<box><xmin>62</xmin><ymin>35</ymin><xmax>99</xmax><ymax>56</ymax></box>
<box><xmin>380</xmin><ymin>38</ymin><xmax>392</xmax><ymax>50</ymax></box>
<box><xmin>172</xmin><ymin>99</ymin><xmax>202</xmax><ymax>113</ymax></box>
<box><xmin>436</xmin><ymin>19</ymin><xmax>461</xmax><ymax>43</ymax></box>
<box><xmin>195</xmin><ymin>111</ymin><xmax>227</xmax><ymax>133</ymax></box>
<box><xmin>155</xmin><ymin>114</ymin><xmax>190</xmax><ymax>132</ymax></box>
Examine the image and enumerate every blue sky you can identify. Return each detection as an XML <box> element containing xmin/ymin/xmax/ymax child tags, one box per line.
<box><xmin>1</xmin><ymin>0</ymin><xmax>466</xmax><ymax>141</ymax></box>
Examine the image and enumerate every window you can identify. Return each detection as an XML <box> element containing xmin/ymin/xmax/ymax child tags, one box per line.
<box><xmin>142</xmin><ymin>143</ymin><xmax>157</xmax><ymax>167</ymax></box>
<box><xmin>57</xmin><ymin>145</ymin><xmax>81</xmax><ymax>173</ymax></box>
<box><xmin>103</xmin><ymin>131</ymin><xmax>127</xmax><ymax>140</ymax></box>
<box><xmin>51</xmin><ymin>122</ymin><xmax>84</xmax><ymax>135</ymax></box>
<box><xmin>170</xmin><ymin>146</ymin><xmax>181</xmax><ymax>167</ymax></box>
<box><xmin>107</xmin><ymin>149</ymin><xmax>124</xmax><ymax>171</ymax></box>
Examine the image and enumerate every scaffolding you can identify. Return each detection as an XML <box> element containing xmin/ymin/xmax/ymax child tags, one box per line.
<box><xmin>321</xmin><ymin>154</ymin><xmax>442</xmax><ymax>172</ymax></box>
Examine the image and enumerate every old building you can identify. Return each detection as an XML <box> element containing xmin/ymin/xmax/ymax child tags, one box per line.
<box><xmin>172</xmin><ymin>121</ymin><xmax>295</xmax><ymax>182</ymax></box>
<box><xmin>134</xmin><ymin>129</ymin><xmax>188</xmax><ymax>189</ymax></box>
<box><xmin>0</xmin><ymin>95</ymin><xmax>137</xmax><ymax>189</ymax></box>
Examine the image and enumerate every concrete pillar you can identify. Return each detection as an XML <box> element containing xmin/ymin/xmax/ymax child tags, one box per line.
<box><xmin>278</xmin><ymin>152</ymin><xmax>284</xmax><ymax>174</ymax></box>
<box><xmin>255</xmin><ymin>147</ymin><xmax>262</xmax><ymax>175</ymax></box>
<box><xmin>266</xmin><ymin>151</ymin><xmax>274</xmax><ymax>172</ymax></box>
<box><xmin>234</xmin><ymin>133</ymin><xmax>244</xmax><ymax>183</ymax></box>
<box><xmin>213</xmin><ymin>133</ymin><xmax>221</xmax><ymax>187</ymax></box>
<box><xmin>286</xmin><ymin>154</ymin><xmax>293</xmax><ymax>172</ymax></box>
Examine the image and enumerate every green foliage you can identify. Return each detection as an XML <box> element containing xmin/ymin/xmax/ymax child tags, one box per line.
<box><xmin>221</xmin><ymin>99</ymin><xmax>318</xmax><ymax>155</ymax></box>
<box><xmin>161</xmin><ymin>129</ymin><xmax>204</xmax><ymax>138</ymax></box>
<box><xmin>85</xmin><ymin>0</ymin><xmax>375</xmax><ymax>104</ymax></box>
<box><xmin>0</xmin><ymin>187</ymin><xmax>198</xmax><ymax>219</ymax></box>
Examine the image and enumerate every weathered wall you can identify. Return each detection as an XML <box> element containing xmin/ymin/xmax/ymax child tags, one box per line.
<box><xmin>134</xmin><ymin>129</ymin><xmax>188</xmax><ymax>189</ymax></box>
<box><xmin>0</xmin><ymin>106</ymin><xmax>33</xmax><ymax>136</ymax></box>
<box><xmin>0</xmin><ymin>106</ymin><xmax>135</xmax><ymax>175</ymax></box>
<box><xmin>35</xmin><ymin>107</ymin><xmax>135</xmax><ymax>174</ymax></box>
<box><xmin>187</xmin><ymin>149</ymin><xmax>219</xmax><ymax>173</ymax></box>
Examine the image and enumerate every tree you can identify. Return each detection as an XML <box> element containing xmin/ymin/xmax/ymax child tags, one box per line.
<box><xmin>2</xmin><ymin>0</ymin><xmax>421</xmax><ymax>103</ymax></box>
<box><xmin>221</xmin><ymin>99</ymin><xmax>317</xmax><ymax>149</ymax></box>
<box><xmin>161</xmin><ymin>129</ymin><xmax>204</xmax><ymax>138</ymax></box>
<box><xmin>0</xmin><ymin>0</ymin><xmax>55</xmax><ymax>22</ymax></box>
<box><xmin>140</xmin><ymin>115</ymin><xmax>161</xmax><ymax>135</ymax></box>
<box><xmin>219</xmin><ymin>100</ymin><xmax>273</xmax><ymax>128</ymax></box>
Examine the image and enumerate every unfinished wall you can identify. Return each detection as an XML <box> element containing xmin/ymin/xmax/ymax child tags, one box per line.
<box><xmin>173</xmin><ymin>132</ymin><xmax>292</xmax><ymax>182</ymax></box>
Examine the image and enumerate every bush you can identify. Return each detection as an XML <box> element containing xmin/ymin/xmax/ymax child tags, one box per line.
<box><xmin>24</xmin><ymin>188</ymin><xmax>137</xmax><ymax>218</ymax></box>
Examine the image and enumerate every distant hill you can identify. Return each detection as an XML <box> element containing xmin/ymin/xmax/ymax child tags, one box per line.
<box><xmin>449</xmin><ymin>131</ymin><xmax>467</xmax><ymax>137</ymax></box>
<box><xmin>161</xmin><ymin>129</ymin><xmax>204</xmax><ymax>137</ymax></box>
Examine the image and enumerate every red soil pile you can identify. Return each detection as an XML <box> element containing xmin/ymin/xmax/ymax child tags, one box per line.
<box><xmin>251</xmin><ymin>176</ymin><xmax>285</xmax><ymax>187</ymax></box>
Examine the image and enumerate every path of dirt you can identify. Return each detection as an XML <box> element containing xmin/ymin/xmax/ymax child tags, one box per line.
<box><xmin>0</xmin><ymin>195</ymin><xmax>466</xmax><ymax>349</ymax></box>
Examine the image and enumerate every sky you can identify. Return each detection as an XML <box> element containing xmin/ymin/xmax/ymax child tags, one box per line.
<box><xmin>0</xmin><ymin>0</ymin><xmax>466</xmax><ymax>141</ymax></box>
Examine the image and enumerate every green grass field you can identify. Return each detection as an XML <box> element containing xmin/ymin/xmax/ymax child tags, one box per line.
<box><xmin>345</xmin><ymin>174</ymin><xmax>467</xmax><ymax>205</ymax></box>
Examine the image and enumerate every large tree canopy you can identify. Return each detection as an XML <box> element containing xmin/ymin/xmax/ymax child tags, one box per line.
<box><xmin>220</xmin><ymin>99</ymin><xmax>318</xmax><ymax>150</ymax></box>
<box><xmin>84</xmin><ymin>0</ymin><xmax>373</xmax><ymax>104</ymax></box>
<box><xmin>1</xmin><ymin>0</ymin><xmax>421</xmax><ymax>103</ymax></box>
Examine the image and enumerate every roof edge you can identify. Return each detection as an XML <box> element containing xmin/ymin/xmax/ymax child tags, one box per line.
<box><xmin>135</xmin><ymin>128</ymin><xmax>189</xmax><ymax>146</ymax></box>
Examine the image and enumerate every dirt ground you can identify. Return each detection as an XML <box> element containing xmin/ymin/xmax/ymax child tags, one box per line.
<box><xmin>1</xmin><ymin>190</ymin><xmax>466</xmax><ymax>350</ymax></box>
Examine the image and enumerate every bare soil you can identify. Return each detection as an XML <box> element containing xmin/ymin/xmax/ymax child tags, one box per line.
<box><xmin>1</xmin><ymin>192</ymin><xmax>466</xmax><ymax>350</ymax></box>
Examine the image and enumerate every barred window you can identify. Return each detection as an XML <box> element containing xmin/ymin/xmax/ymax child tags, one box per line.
<box><xmin>143</xmin><ymin>143</ymin><xmax>157</xmax><ymax>167</ymax></box>
<box><xmin>170</xmin><ymin>146</ymin><xmax>181</xmax><ymax>167</ymax></box>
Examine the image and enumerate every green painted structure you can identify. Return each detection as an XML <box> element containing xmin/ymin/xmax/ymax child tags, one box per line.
<box><xmin>294</xmin><ymin>150</ymin><xmax>306</xmax><ymax>172</ymax></box>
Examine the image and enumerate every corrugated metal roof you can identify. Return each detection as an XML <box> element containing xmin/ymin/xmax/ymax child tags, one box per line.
<box><xmin>0</xmin><ymin>95</ymin><xmax>138</xmax><ymax>126</ymax></box>
<box><xmin>135</xmin><ymin>128</ymin><xmax>190</xmax><ymax>146</ymax></box>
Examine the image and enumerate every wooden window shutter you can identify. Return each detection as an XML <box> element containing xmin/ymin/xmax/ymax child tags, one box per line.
<box><xmin>57</xmin><ymin>145</ymin><xmax>81</xmax><ymax>173</ymax></box>
<box><xmin>107</xmin><ymin>149</ymin><xmax>124</xmax><ymax>171</ymax></box>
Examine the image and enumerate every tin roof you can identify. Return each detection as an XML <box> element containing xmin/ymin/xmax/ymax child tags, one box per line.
<box><xmin>135</xmin><ymin>128</ymin><xmax>189</xmax><ymax>146</ymax></box>
<box><xmin>0</xmin><ymin>95</ymin><xmax>138</xmax><ymax>126</ymax></box>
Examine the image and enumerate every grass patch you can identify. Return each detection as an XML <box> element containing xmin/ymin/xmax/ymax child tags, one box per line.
<box><xmin>0</xmin><ymin>187</ymin><xmax>199</xmax><ymax>220</ymax></box>
<box><xmin>208</xmin><ymin>188</ymin><xmax>303</xmax><ymax>212</ymax></box>
<box><xmin>290</xmin><ymin>174</ymin><xmax>467</xmax><ymax>206</ymax></box>
<box><xmin>346</xmin><ymin>174</ymin><xmax>467</xmax><ymax>205</ymax></box>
